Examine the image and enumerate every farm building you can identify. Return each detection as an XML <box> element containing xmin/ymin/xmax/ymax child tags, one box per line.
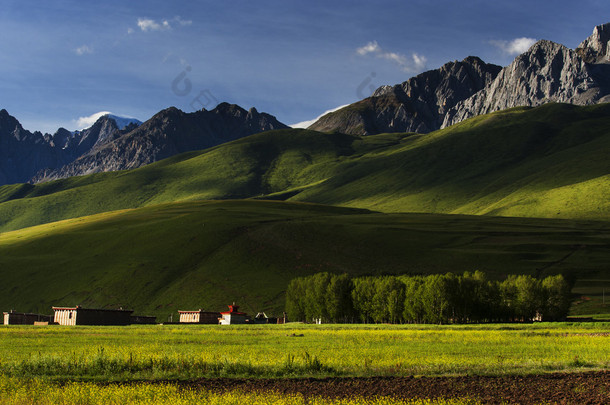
<box><xmin>219</xmin><ymin>303</ymin><xmax>248</xmax><ymax>325</ymax></box>
<box><xmin>3</xmin><ymin>310</ymin><xmax>52</xmax><ymax>325</ymax></box>
<box><xmin>52</xmin><ymin>306</ymin><xmax>133</xmax><ymax>326</ymax></box>
<box><xmin>178</xmin><ymin>309</ymin><xmax>220</xmax><ymax>324</ymax></box>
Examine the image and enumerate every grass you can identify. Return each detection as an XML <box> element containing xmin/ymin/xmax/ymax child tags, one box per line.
<box><xmin>1</xmin><ymin>323</ymin><xmax>610</xmax><ymax>381</ymax></box>
<box><xmin>1</xmin><ymin>103</ymin><xmax>610</xmax><ymax>232</ymax></box>
<box><xmin>2</xmin><ymin>200</ymin><xmax>610</xmax><ymax>317</ymax></box>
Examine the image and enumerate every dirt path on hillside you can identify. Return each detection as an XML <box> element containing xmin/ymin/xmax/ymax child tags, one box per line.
<box><xmin>190</xmin><ymin>371</ymin><xmax>610</xmax><ymax>404</ymax></box>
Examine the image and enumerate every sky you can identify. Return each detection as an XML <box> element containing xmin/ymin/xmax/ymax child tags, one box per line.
<box><xmin>1</xmin><ymin>0</ymin><xmax>608</xmax><ymax>133</ymax></box>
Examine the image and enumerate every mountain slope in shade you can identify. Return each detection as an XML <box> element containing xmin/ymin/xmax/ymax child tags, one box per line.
<box><xmin>32</xmin><ymin>103</ymin><xmax>288</xmax><ymax>182</ymax></box>
<box><xmin>308</xmin><ymin>57</ymin><xmax>501</xmax><ymax>135</ymax></box>
<box><xmin>0</xmin><ymin>109</ymin><xmax>67</xmax><ymax>185</ymax></box>
<box><xmin>1</xmin><ymin>200</ymin><xmax>609</xmax><ymax>317</ymax></box>
<box><xmin>0</xmin><ymin>110</ymin><xmax>141</xmax><ymax>186</ymax></box>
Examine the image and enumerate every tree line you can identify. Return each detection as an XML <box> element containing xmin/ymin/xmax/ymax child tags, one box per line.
<box><xmin>285</xmin><ymin>271</ymin><xmax>572</xmax><ymax>324</ymax></box>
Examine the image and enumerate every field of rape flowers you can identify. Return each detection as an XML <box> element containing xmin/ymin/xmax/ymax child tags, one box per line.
<box><xmin>1</xmin><ymin>323</ymin><xmax>609</xmax><ymax>403</ymax></box>
<box><xmin>0</xmin><ymin>376</ymin><xmax>482</xmax><ymax>405</ymax></box>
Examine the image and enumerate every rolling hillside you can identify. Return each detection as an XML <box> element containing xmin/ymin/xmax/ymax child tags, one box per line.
<box><xmin>2</xmin><ymin>200</ymin><xmax>610</xmax><ymax>318</ymax></box>
<box><xmin>1</xmin><ymin>103</ymin><xmax>610</xmax><ymax>233</ymax></box>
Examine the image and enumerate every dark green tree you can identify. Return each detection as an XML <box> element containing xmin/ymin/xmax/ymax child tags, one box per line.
<box><xmin>285</xmin><ymin>277</ymin><xmax>306</xmax><ymax>322</ymax></box>
<box><xmin>541</xmin><ymin>275</ymin><xmax>571</xmax><ymax>321</ymax></box>
<box><xmin>326</xmin><ymin>273</ymin><xmax>354</xmax><ymax>323</ymax></box>
<box><xmin>352</xmin><ymin>277</ymin><xmax>376</xmax><ymax>323</ymax></box>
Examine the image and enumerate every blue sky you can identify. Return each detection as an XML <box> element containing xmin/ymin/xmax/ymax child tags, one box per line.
<box><xmin>1</xmin><ymin>0</ymin><xmax>608</xmax><ymax>133</ymax></box>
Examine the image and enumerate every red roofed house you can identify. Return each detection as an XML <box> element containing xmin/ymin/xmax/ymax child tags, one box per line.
<box><xmin>219</xmin><ymin>303</ymin><xmax>248</xmax><ymax>325</ymax></box>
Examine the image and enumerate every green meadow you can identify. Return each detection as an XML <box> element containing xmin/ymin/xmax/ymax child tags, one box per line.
<box><xmin>0</xmin><ymin>323</ymin><xmax>609</xmax><ymax>380</ymax></box>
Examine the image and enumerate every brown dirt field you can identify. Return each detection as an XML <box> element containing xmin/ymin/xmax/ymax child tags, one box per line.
<box><xmin>190</xmin><ymin>371</ymin><xmax>610</xmax><ymax>404</ymax></box>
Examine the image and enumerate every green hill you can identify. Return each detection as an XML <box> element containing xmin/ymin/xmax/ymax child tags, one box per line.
<box><xmin>1</xmin><ymin>103</ymin><xmax>610</xmax><ymax>232</ymax></box>
<box><xmin>2</xmin><ymin>200</ymin><xmax>610</xmax><ymax>319</ymax></box>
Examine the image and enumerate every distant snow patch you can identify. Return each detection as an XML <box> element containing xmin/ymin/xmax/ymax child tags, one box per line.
<box><xmin>74</xmin><ymin>111</ymin><xmax>112</xmax><ymax>129</ymax></box>
<box><xmin>106</xmin><ymin>114</ymin><xmax>142</xmax><ymax>130</ymax></box>
<box><xmin>290</xmin><ymin>104</ymin><xmax>350</xmax><ymax>129</ymax></box>
<box><xmin>73</xmin><ymin>112</ymin><xmax>141</xmax><ymax>130</ymax></box>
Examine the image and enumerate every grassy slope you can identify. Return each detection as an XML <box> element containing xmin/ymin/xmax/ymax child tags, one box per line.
<box><xmin>1</xmin><ymin>103</ymin><xmax>610</xmax><ymax>232</ymax></box>
<box><xmin>2</xmin><ymin>199</ymin><xmax>610</xmax><ymax>318</ymax></box>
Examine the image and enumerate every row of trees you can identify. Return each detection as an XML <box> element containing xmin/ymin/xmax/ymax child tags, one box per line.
<box><xmin>285</xmin><ymin>271</ymin><xmax>572</xmax><ymax>324</ymax></box>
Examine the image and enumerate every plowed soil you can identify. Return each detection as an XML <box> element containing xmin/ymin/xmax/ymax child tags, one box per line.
<box><xmin>191</xmin><ymin>372</ymin><xmax>610</xmax><ymax>404</ymax></box>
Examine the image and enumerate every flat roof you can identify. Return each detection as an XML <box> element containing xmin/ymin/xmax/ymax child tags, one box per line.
<box><xmin>52</xmin><ymin>307</ymin><xmax>133</xmax><ymax>313</ymax></box>
<box><xmin>3</xmin><ymin>311</ymin><xmax>51</xmax><ymax>316</ymax></box>
<box><xmin>178</xmin><ymin>310</ymin><xmax>220</xmax><ymax>314</ymax></box>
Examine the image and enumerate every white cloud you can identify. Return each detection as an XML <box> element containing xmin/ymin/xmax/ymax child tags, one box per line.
<box><xmin>74</xmin><ymin>45</ymin><xmax>93</xmax><ymax>55</ymax></box>
<box><xmin>137</xmin><ymin>18</ymin><xmax>170</xmax><ymax>32</ymax></box>
<box><xmin>175</xmin><ymin>16</ymin><xmax>192</xmax><ymax>26</ymax></box>
<box><xmin>356</xmin><ymin>41</ymin><xmax>427</xmax><ymax>73</ymax></box>
<box><xmin>127</xmin><ymin>27</ymin><xmax>134</xmax><ymax>34</ymax></box>
<box><xmin>357</xmin><ymin>41</ymin><xmax>381</xmax><ymax>56</ymax></box>
<box><xmin>74</xmin><ymin>111</ymin><xmax>112</xmax><ymax>130</ymax></box>
<box><xmin>290</xmin><ymin>104</ymin><xmax>350</xmax><ymax>128</ymax></box>
<box><xmin>490</xmin><ymin>37</ymin><xmax>537</xmax><ymax>55</ymax></box>
<box><xmin>412</xmin><ymin>53</ymin><xmax>427</xmax><ymax>71</ymax></box>
<box><xmin>135</xmin><ymin>16</ymin><xmax>192</xmax><ymax>32</ymax></box>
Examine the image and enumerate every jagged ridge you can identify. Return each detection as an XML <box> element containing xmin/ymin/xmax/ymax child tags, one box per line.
<box><xmin>32</xmin><ymin>103</ymin><xmax>288</xmax><ymax>182</ymax></box>
<box><xmin>309</xmin><ymin>57</ymin><xmax>501</xmax><ymax>135</ymax></box>
<box><xmin>310</xmin><ymin>23</ymin><xmax>610</xmax><ymax>135</ymax></box>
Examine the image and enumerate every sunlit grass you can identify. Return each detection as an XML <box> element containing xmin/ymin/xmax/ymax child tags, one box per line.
<box><xmin>1</xmin><ymin>324</ymin><xmax>609</xmax><ymax>380</ymax></box>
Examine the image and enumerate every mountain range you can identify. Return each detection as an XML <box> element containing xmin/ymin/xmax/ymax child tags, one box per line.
<box><xmin>1</xmin><ymin>23</ymin><xmax>609</xmax><ymax>187</ymax></box>
<box><xmin>0</xmin><ymin>104</ymin><xmax>287</xmax><ymax>185</ymax></box>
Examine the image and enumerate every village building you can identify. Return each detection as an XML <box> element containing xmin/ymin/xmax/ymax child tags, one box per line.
<box><xmin>3</xmin><ymin>310</ymin><xmax>52</xmax><ymax>325</ymax></box>
<box><xmin>52</xmin><ymin>306</ymin><xmax>133</xmax><ymax>326</ymax></box>
<box><xmin>219</xmin><ymin>303</ymin><xmax>248</xmax><ymax>325</ymax></box>
<box><xmin>178</xmin><ymin>309</ymin><xmax>220</xmax><ymax>324</ymax></box>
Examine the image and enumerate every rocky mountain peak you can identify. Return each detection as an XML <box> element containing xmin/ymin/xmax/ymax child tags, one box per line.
<box><xmin>0</xmin><ymin>109</ymin><xmax>24</xmax><ymax>135</ymax></box>
<box><xmin>309</xmin><ymin>56</ymin><xmax>501</xmax><ymax>135</ymax></box>
<box><xmin>0</xmin><ymin>108</ymin><xmax>41</xmax><ymax>144</ymax></box>
<box><xmin>442</xmin><ymin>35</ymin><xmax>610</xmax><ymax>128</ymax></box>
<box><xmin>576</xmin><ymin>22</ymin><xmax>610</xmax><ymax>63</ymax></box>
<box><xmin>49</xmin><ymin>128</ymin><xmax>73</xmax><ymax>149</ymax></box>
